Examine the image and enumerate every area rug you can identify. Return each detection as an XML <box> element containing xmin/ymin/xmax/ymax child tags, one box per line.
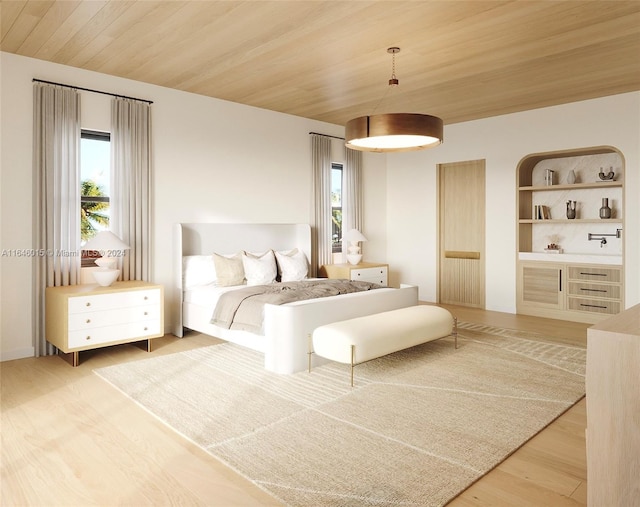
<box><xmin>94</xmin><ymin>322</ymin><xmax>586</xmax><ymax>507</ymax></box>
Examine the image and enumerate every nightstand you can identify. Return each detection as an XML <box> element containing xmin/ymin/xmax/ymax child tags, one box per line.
<box><xmin>45</xmin><ymin>280</ymin><xmax>164</xmax><ymax>366</ymax></box>
<box><xmin>320</xmin><ymin>262</ymin><xmax>388</xmax><ymax>286</ymax></box>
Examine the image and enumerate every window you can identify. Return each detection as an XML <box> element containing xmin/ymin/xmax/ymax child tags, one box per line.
<box><xmin>331</xmin><ymin>163</ymin><xmax>343</xmax><ymax>253</ymax></box>
<box><xmin>80</xmin><ymin>130</ymin><xmax>110</xmax><ymax>265</ymax></box>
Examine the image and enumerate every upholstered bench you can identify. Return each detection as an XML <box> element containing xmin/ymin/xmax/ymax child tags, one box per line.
<box><xmin>309</xmin><ymin>305</ymin><xmax>457</xmax><ymax>386</ymax></box>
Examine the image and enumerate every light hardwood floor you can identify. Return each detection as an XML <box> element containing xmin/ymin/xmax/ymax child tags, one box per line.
<box><xmin>1</xmin><ymin>306</ymin><xmax>589</xmax><ymax>506</ymax></box>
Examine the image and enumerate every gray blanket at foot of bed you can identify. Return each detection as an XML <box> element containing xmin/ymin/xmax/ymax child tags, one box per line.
<box><xmin>211</xmin><ymin>279</ymin><xmax>381</xmax><ymax>334</ymax></box>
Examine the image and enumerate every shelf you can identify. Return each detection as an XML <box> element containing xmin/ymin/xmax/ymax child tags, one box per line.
<box><xmin>519</xmin><ymin>182</ymin><xmax>623</xmax><ymax>191</ymax></box>
<box><xmin>520</xmin><ymin>218</ymin><xmax>623</xmax><ymax>224</ymax></box>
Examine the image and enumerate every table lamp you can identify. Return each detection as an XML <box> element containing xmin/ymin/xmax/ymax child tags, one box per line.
<box><xmin>344</xmin><ymin>229</ymin><xmax>367</xmax><ymax>265</ymax></box>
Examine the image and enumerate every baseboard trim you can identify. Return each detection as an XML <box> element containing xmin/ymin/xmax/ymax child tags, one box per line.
<box><xmin>1</xmin><ymin>347</ymin><xmax>35</xmax><ymax>362</ymax></box>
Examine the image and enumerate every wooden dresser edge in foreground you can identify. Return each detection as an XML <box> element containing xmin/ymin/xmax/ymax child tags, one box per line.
<box><xmin>586</xmin><ymin>303</ymin><xmax>640</xmax><ymax>506</ymax></box>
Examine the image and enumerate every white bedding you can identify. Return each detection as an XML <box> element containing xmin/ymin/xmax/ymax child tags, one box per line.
<box><xmin>175</xmin><ymin>223</ymin><xmax>419</xmax><ymax>373</ymax></box>
<box><xmin>184</xmin><ymin>278</ymin><xmax>327</xmax><ymax>307</ymax></box>
<box><xmin>183</xmin><ymin>284</ymin><xmax>239</xmax><ymax>307</ymax></box>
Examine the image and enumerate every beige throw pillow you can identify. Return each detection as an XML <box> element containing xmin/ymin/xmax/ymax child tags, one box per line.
<box><xmin>213</xmin><ymin>252</ymin><xmax>245</xmax><ymax>286</ymax></box>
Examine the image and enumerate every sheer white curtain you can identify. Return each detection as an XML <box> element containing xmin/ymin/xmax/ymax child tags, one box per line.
<box><xmin>310</xmin><ymin>134</ymin><xmax>333</xmax><ymax>276</ymax></box>
<box><xmin>110</xmin><ymin>98</ymin><xmax>151</xmax><ymax>281</ymax></box>
<box><xmin>341</xmin><ymin>147</ymin><xmax>363</xmax><ymax>258</ymax></box>
<box><xmin>33</xmin><ymin>83</ymin><xmax>81</xmax><ymax>356</ymax></box>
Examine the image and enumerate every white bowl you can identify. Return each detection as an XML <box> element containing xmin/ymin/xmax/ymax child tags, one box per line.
<box><xmin>93</xmin><ymin>269</ymin><xmax>120</xmax><ymax>286</ymax></box>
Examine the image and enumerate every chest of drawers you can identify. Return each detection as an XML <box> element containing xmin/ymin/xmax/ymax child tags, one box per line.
<box><xmin>320</xmin><ymin>262</ymin><xmax>388</xmax><ymax>286</ymax></box>
<box><xmin>46</xmin><ymin>280</ymin><xmax>164</xmax><ymax>366</ymax></box>
<box><xmin>566</xmin><ymin>265</ymin><xmax>622</xmax><ymax>317</ymax></box>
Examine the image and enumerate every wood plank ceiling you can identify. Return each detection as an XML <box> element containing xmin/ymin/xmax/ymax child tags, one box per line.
<box><xmin>2</xmin><ymin>1</ymin><xmax>640</xmax><ymax>126</ymax></box>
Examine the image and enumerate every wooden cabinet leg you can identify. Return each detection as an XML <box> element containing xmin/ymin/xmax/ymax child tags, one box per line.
<box><xmin>58</xmin><ymin>351</ymin><xmax>79</xmax><ymax>367</ymax></box>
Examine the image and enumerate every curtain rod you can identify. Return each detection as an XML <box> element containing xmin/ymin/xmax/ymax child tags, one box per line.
<box><xmin>309</xmin><ymin>132</ymin><xmax>345</xmax><ymax>141</ymax></box>
<box><xmin>32</xmin><ymin>78</ymin><xmax>153</xmax><ymax>104</ymax></box>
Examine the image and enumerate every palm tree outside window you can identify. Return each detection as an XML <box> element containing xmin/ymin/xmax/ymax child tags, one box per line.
<box><xmin>80</xmin><ymin>130</ymin><xmax>110</xmax><ymax>266</ymax></box>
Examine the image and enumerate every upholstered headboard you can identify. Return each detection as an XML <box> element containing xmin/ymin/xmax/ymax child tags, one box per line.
<box><xmin>173</xmin><ymin>223</ymin><xmax>312</xmax><ymax>336</ymax></box>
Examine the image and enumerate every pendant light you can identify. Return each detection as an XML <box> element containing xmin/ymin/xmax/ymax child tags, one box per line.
<box><xmin>345</xmin><ymin>47</ymin><xmax>443</xmax><ymax>153</ymax></box>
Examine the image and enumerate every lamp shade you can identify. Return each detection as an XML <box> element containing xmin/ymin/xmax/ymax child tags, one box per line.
<box><xmin>344</xmin><ymin>229</ymin><xmax>368</xmax><ymax>243</ymax></box>
<box><xmin>82</xmin><ymin>231</ymin><xmax>130</xmax><ymax>253</ymax></box>
<box><xmin>345</xmin><ymin>113</ymin><xmax>443</xmax><ymax>152</ymax></box>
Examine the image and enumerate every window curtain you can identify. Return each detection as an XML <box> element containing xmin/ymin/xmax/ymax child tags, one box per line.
<box><xmin>341</xmin><ymin>147</ymin><xmax>363</xmax><ymax>258</ymax></box>
<box><xmin>33</xmin><ymin>83</ymin><xmax>81</xmax><ymax>357</ymax></box>
<box><xmin>110</xmin><ymin>98</ymin><xmax>151</xmax><ymax>281</ymax></box>
<box><xmin>310</xmin><ymin>134</ymin><xmax>333</xmax><ymax>276</ymax></box>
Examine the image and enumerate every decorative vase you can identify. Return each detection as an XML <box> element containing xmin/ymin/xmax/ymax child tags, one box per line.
<box><xmin>599</xmin><ymin>198</ymin><xmax>612</xmax><ymax>219</ymax></box>
<box><xmin>92</xmin><ymin>268</ymin><xmax>120</xmax><ymax>286</ymax></box>
<box><xmin>598</xmin><ymin>167</ymin><xmax>615</xmax><ymax>181</ymax></box>
<box><xmin>567</xmin><ymin>169</ymin><xmax>576</xmax><ymax>184</ymax></box>
<box><xmin>566</xmin><ymin>200</ymin><xmax>576</xmax><ymax>219</ymax></box>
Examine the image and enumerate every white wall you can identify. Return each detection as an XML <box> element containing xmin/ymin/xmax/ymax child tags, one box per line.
<box><xmin>386</xmin><ymin>94</ymin><xmax>640</xmax><ymax>312</ymax></box>
<box><xmin>2</xmin><ymin>51</ymin><xmax>639</xmax><ymax>361</ymax></box>
<box><xmin>1</xmin><ymin>52</ymin><xmax>388</xmax><ymax>361</ymax></box>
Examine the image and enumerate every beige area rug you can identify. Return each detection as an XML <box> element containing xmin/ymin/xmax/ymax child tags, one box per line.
<box><xmin>94</xmin><ymin>322</ymin><xmax>586</xmax><ymax>507</ymax></box>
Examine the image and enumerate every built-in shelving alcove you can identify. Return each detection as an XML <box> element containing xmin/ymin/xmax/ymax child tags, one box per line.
<box><xmin>516</xmin><ymin>145</ymin><xmax>625</xmax><ymax>324</ymax></box>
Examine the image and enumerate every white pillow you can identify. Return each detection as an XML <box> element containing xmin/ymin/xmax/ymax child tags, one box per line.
<box><xmin>213</xmin><ymin>252</ymin><xmax>245</xmax><ymax>287</ymax></box>
<box><xmin>275</xmin><ymin>248</ymin><xmax>309</xmax><ymax>282</ymax></box>
<box><xmin>242</xmin><ymin>250</ymin><xmax>277</xmax><ymax>286</ymax></box>
<box><xmin>182</xmin><ymin>255</ymin><xmax>217</xmax><ymax>288</ymax></box>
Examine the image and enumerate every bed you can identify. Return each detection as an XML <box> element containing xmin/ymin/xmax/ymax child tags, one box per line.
<box><xmin>173</xmin><ymin>223</ymin><xmax>418</xmax><ymax>374</ymax></box>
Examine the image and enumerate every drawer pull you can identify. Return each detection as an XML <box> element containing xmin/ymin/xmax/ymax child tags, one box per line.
<box><xmin>144</xmin><ymin>326</ymin><xmax>148</xmax><ymax>331</ymax></box>
<box><xmin>86</xmin><ymin>302</ymin><xmax>91</xmax><ymax>307</ymax></box>
<box><xmin>580</xmin><ymin>288</ymin><xmax>607</xmax><ymax>293</ymax></box>
<box><xmin>144</xmin><ymin>311</ymin><xmax>148</xmax><ymax>316</ymax></box>
<box><xmin>86</xmin><ymin>335</ymin><xmax>91</xmax><ymax>340</ymax></box>
<box><xmin>579</xmin><ymin>272</ymin><xmax>607</xmax><ymax>277</ymax></box>
<box><xmin>86</xmin><ymin>319</ymin><xmax>91</xmax><ymax>323</ymax></box>
<box><xmin>144</xmin><ymin>296</ymin><xmax>148</xmax><ymax>300</ymax></box>
<box><xmin>580</xmin><ymin>303</ymin><xmax>608</xmax><ymax>309</ymax></box>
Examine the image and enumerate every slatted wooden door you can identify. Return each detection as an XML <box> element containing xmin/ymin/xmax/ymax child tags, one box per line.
<box><xmin>438</xmin><ymin>160</ymin><xmax>486</xmax><ymax>308</ymax></box>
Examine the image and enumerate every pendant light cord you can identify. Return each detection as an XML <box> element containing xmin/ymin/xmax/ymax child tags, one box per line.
<box><xmin>371</xmin><ymin>47</ymin><xmax>400</xmax><ymax>115</ymax></box>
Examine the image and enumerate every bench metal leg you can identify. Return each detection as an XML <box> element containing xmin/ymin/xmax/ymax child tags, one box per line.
<box><xmin>351</xmin><ymin>345</ymin><xmax>355</xmax><ymax>387</ymax></box>
<box><xmin>453</xmin><ymin>317</ymin><xmax>458</xmax><ymax>349</ymax></box>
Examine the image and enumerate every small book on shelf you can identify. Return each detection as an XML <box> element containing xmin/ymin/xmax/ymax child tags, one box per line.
<box><xmin>533</xmin><ymin>204</ymin><xmax>552</xmax><ymax>220</ymax></box>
